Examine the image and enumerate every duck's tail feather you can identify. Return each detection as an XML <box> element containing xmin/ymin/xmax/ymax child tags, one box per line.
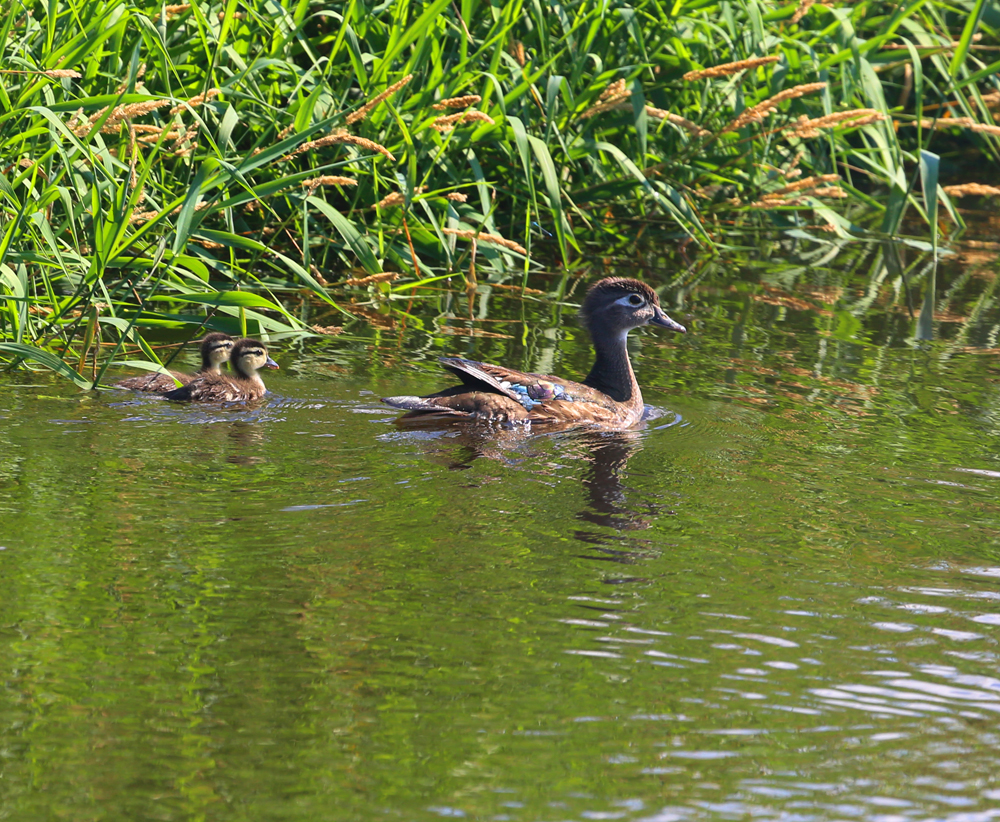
<box><xmin>381</xmin><ymin>396</ymin><xmax>468</xmax><ymax>416</ymax></box>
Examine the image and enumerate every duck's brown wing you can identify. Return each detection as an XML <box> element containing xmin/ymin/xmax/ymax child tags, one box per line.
<box><xmin>382</xmin><ymin>358</ymin><xmax>528</xmax><ymax>421</ymax></box>
<box><xmin>164</xmin><ymin>373</ymin><xmax>227</xmax><ymax>402</ymax></box>
<box><xmin>382</xmin><ymin>358</ymin><xmax>614</xmax><ymax>423</ymax></box>
<box><xmin>165</xmin><ymin>374</ymin><xmax>266</xmax><ymax>403</ymax></box>
<box><xmin>115</xmin><ymin>370</ymin><xmax>190</xmax><ymax>392</ymax></box>
<box><xmin>439</xmin><ymin>358</ymin><xmax>617</xmax><ymax>410</ymax></box>
<box><xmin>162</xmin><ymin>380</ymin><xmax>199</xmax><ymax>401</ymax></box>
<box><xmin>382</xmin><ymin>390</ymin><xmax>529</xmax><ymax>422</ymax></box>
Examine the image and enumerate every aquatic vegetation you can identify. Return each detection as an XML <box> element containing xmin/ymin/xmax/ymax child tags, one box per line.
<box><xmin>2</xmin><ymin>0</ymin><xmax>1000</xmax><ymax>383</ymax></box>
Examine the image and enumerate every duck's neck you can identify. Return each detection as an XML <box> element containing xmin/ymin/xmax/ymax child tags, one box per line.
<box><xmin>582</xmin><ymin>326</ymin><xmax>641</xmax><ymax>407</ymax></box>
<box><xmin>234</xmin><ymin>367</ymin><xmax>263</xmax><ymax>386</ymax></box>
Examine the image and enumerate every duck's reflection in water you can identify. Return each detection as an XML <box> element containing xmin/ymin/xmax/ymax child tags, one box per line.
<box><xmin>567</xmin><ymin>430</ymin><xmax>666</xmax><ymax>573</ymax></box>
<box><xmin>574</xmin><ymin>431</ymin><xmax>648</xmax><ymax>529</ymax></box>
<box><xmin>225</xmin><ymin>421</ymin><xmax>266</xmax><ymax>465</ymax></box>
<box><xmin>180</xmin><ymin>419</ymin><xmax>267</xmax><ymax>466</ymax></box>
<box><xmin>390</xmin><ymin>418</ymin><xmax>671</xmax><ymax>569</ymax></box>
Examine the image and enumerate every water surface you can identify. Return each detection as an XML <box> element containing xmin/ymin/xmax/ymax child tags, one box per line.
<box><xmin>3</xmin><ymin>240</ymin><xmax>1000</xmax><ymax>820</ymax></box>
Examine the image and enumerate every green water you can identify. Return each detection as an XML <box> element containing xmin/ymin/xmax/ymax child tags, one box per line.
<box><xmin>3</xmin><ymin>243</ymin><xmax>1000</xmax><ymax>820</ymax></box>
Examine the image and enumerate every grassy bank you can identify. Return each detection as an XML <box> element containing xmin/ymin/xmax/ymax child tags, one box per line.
<box><xmin>2</xmin><ymin>0</ymin><xmax>999</xmax><ymax>385</ymax></box>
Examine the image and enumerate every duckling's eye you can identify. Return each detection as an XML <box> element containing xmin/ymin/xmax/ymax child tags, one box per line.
<box><xmin>628</xmin><ymin>294</ymin><xmax>644</xmax><ymax>307</ymax></box>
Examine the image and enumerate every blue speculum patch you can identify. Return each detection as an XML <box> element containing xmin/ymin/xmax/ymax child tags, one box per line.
<box><xmin>508</xmin><ymin>383</ymin><xmax>540</xmax><ymax>409</ymax></box>
<box><xmin>502</xmin><ymin>379</ymin><xmax>568</xmax><ymax>409</ymax></box>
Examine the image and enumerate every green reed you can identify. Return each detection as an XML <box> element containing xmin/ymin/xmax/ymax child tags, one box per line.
<box><xmin>2</xmin><ymin>0</ymin><xmax>999</xmax><ymax>383</ymax></box>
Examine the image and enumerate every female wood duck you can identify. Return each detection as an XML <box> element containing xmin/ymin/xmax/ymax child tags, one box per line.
<box><xmin>114</xmin><ymin>332</ymin><xmax>234</xmax><ymax>392</ymax></box>
<box><xmin>382</xmin><ymin>277</ymin><xmax>686</xmax><ymax>427</ymax></box>
<box><xmin>164</xmin><ymin>338</ymin><xmax>278</xmax><ymax>402</ymax></box>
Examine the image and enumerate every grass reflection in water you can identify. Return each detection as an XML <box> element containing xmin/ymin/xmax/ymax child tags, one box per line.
<box><xmin>2</xmin><ymin>239</ymin><xmax>1000</xmax><ymax>821</ymax></box>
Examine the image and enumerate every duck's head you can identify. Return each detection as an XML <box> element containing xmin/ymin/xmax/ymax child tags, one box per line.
<box><xmin>231</xmin><ymin>338</ymin><xmax>279</xmax><ymax>377</ymax></box>
<box><xmin>580</xmin><ymin>277</ymin><xmax>686</xmax><ymax>336</ymax></box>
<box><xmin>199</xmin><ymin>332</ymin><xmax>235</xmax><ymax>370</ymax></box>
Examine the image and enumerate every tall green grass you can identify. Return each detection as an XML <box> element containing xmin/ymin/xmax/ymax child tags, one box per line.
<box><xmin>2</xmin><ymin>0</ymin><xmax>998</xmax><ymax>383</ymax></box>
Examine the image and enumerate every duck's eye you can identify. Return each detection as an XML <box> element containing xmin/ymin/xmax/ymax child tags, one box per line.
<box><xmin>628</xmin><ymin>294</ymin><xmax>644</xmax><ymax>307</ymax></box>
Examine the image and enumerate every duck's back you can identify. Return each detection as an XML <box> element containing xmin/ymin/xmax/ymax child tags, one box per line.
<box><xmin>115</xmin><ymin>370</ymin><xmax>191</xmax><ymax>393</ymax></box>
<box><xmin>164</xmin><ymin>374</ymin><xmax>265</xmax><ymax>403</ymax></box>
<box><xmin>383</xmin><ymin>357</ymin><xmax>635</xmax><ymax>426</ymax></box>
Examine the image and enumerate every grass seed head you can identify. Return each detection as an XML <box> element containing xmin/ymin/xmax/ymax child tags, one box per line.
<box><xmin>345</xmin><ymin>74</ymin><xmax>413</xmax><ymax>125</ymax></box>
<box><xmin>291</xmin><ymin>129</ymin><xmax>396</xmax><ymax>161</ymax></box>
<box><xmin>790</xmin><ymin>0</ymin><xmax>816</xmax><ymax>24</ymax></box>
<box><xmin>683</xmin><ymin>55</ymin><xmax>779</xmax><ymax>82</ymax></box>
<box><xmin>980</xmin><ymin>91</ymin><xmax>1000</xmax><ymax>108</ymax></box>
<box><xmin>76</xmin><ymin>98</ymin><xmax>172</xmax><ymax>135</ymax></box>
<box><xmin>723</xmin><ymin>82</ymin><xmax>826</xmax><ymax>132</ymax></box>
<box><xmin>510</xmin><ymin>40</ymin><xmax>526</xmax><ymax>67</ymax></box>
<box><xmin>599</xmin><ymin>78</ymin><xmax>627</xmax><ymax>101</ymax></box>
<box><xmin>790</xmin><ymin>108</ymin><xmax>883</xmax><ymax>137</ymax></box>
<box><xmin>129</xmin><ymin>209</ymin><xmax>160</xmax><ymax>224</ymax></box>
<box><xmin>138</xmin><ymin>130</ymin><xmax>180</xmax><ymax>144</ymax></box>
<box><xmin>303</xmin><ymin>176</ymin><xmax>358</xmax><ymax>192</ymax></box>
<box><xmin>772</xmin><ymin>174</ymin><xmax>840</xmax><ymax>195</ymax></box>
<box><xmin>374</xmin><ymin>192</ymin><xmax>405</xmax><ymax>209</ymax></box>
<box><xmin>943</xmin><ymin>183</ymin><xmax>1000</xmax><ymax>197</ymax></box>
<box><xmin>906</xmin><ymin>117</ymin><xmax>1000</xmax><ymax>137</ymax></box>
<box><xmin>442</xmin><ymin>228</ymin><xmax>527</xmax><ymax>255</ymax></box>
<box><xmin>344</xmin><ymin>272</ymin><xmax>399</xmax><ymax>286</ymax></box>
<box><xmin>808</xmin><ymin>186</ymin><xmax>847</xmax><ymax>198</ymax></box>
<box><xmin>645</xmin><ymin>106</ymin><xmax>710</xmax><ymax>136</ymax></box>
<box><xmin>431</xmin><ymin>110</ymin><xmax>495</xmax><ymax>131</ymax></box>
<box><xmin>970</xmin><ymin>122</ymin><xmax>1000</xmax><ymax>136</ymax></box>
<box><xmin>749</xmin><ymin>197</ymin><xmax>807</xmax><ymax>209</ymax></box>
<box><xmin>432</xmin><ymin>95</ymin><xmax>482</xmax><ymax>111</ymax></box>
<box><xmin>841</xmin><ymin>113</ymin><xmax>885</xmax><ymax>129</ymax></box>
<box><xmin>169</xmin><ymin>88</ymin><xmax>219</xmax><ymax>114</ymax></box>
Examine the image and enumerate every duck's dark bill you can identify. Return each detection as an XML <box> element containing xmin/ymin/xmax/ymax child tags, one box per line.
<box><xmin>650</xmin><ymin>309</ymin><xmax>686</xmax><ymax>333</ymax></box>
<box><xmin>264</xmin><ymin>356</ymin><xmax>280</xmax><ymax>369</ymax></box>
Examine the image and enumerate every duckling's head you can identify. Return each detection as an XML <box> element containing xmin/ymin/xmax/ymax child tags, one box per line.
<box><xmin>230</xmin><ymin>338</ymin><xmax>279</xmax><ymax>377</ymax></box>
<box><xmin>199</xmin><ymin>333</ymin><xmax>235</xmax><ymax>371</ymax></box>
<box><xmin>580</xmin><ymin>277</ymin><xmax>686</xmax><ymax>336</ymax></box>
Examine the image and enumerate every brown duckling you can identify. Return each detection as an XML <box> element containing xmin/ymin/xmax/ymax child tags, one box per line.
<box><xmin>382</xmin><ymin>277</ymin><xmax>686</xmax><ymax>427</ymax></box>
<box><xmin>163</xmin><ymin>338</ymin><xmax>278</xmax><ymax>402</ymax></box>
<box><xmin>115</xmin><ymin>332</ymin><xmax>234</xmax><ymax>392</ymax></box>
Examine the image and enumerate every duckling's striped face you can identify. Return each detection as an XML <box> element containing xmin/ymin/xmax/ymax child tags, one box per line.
<box><xmin>231</xmin><ymin>340</ymin><xmax>279</xmax><ymax>375</ymax></box>
<box><xmin>205</xmin><ymin>337</ymin><xmax>235</xmax><ymax>367</ymax></box>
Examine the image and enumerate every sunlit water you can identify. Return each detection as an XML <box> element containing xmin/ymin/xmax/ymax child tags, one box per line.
<box><xmin>3</xmin><ymin>243</ymin><xmax>1000</xmax><ymax>820</ymax></box>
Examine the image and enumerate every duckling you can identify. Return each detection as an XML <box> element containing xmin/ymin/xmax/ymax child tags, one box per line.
<box><xmin>382</xmin><ymin>277</ymin><xmax>686</xmax><ymax>427</ymax></box>
<box><xmin>115</xmin><ymin>332</ymin><xmax>234</xmax><ymax>392</ymax></box>
<box><xmin>163</xmin><ymin>338</ymin><xmax>278</xmax><ymax>402</ymax></box>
